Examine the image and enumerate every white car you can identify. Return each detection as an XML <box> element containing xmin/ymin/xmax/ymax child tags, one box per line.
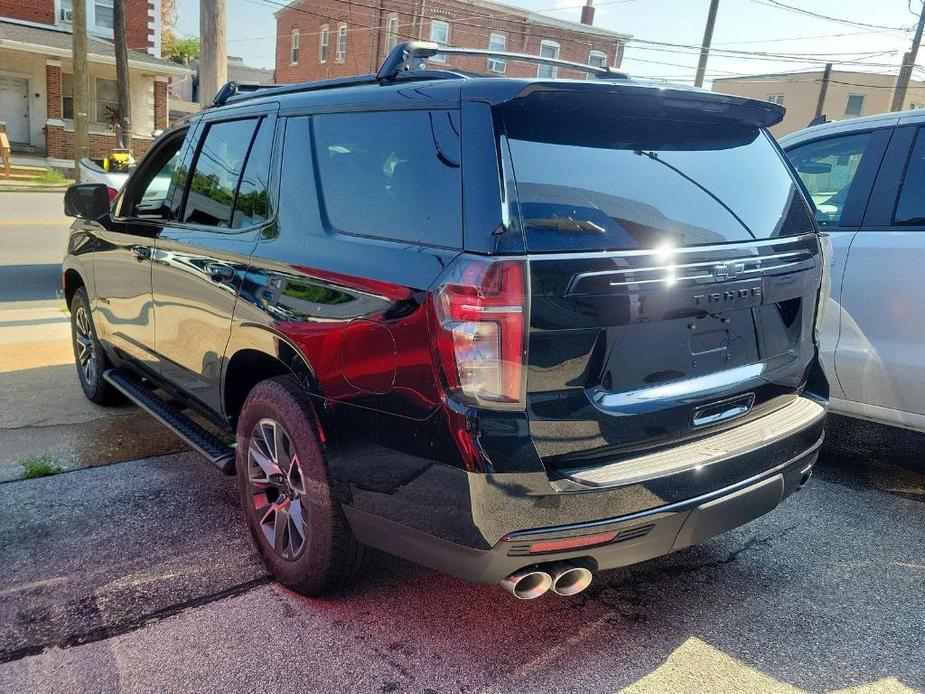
<box><xmin>781</xmin><ymin>110</ymin><xmax>925</xmax><ymax>433</ymax></box>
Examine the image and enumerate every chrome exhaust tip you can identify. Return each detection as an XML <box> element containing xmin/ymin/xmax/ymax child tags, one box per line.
<box><xmin>500</xmin><ymin>567</ymin><xmax>553</xmax><ymax>599</ymax></box>
<box><xmin>549</xmin><ymin>562</ymin><xmax>593</xmax><ymax>596</ymax></box>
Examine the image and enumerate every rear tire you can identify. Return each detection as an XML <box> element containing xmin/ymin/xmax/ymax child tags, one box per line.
<box><xmin>70</xmin><ymin>287</ymin><xmax>120</xmax><ymax>405</ymax></box>
<box><xmin>235</xmin><ymin>376</ymin><xmax>368</xmax><ymax>596</ymax></box>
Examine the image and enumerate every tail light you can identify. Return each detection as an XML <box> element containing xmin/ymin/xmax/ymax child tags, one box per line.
<box><xmin>106</xmin><ymin>187</ymin><xmax>118</xmax><ymax>202</ymax></box>
<box><xmin>430</xmin><ymin>258</ymin><xmax>528</xmax><ymax>409</ymax></box>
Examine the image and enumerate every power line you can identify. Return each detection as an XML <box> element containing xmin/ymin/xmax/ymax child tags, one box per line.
<box><xmin>751</xmin><ymin>0</ymin><xmax>914</xmax><ymax>32</ymax></box>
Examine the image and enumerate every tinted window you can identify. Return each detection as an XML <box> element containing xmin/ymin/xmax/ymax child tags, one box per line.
<box><xmin>183</xmin><ymin>118</ymin><xmax>258</xmax><ymax>227</ymax></box>
<box><xmin>502</xmin><ymin>103</ymin><xmax>814</xmax><ymax>251</ymax></box>
<box><xmin>894</xmin><ymin>128</ymin><xmax>925</xmax><ymax>226</ymax></box>
<box><xmin>312</xmin><ymin>110</ymin><xmax>461</xmax><ymax>247</ymax></box>
<box><xmin>123</xmin><ymin>131</ymin><xmax>185</xmax><ymax>219</ymax></box>
<box><xmin>232</xmin><ymin>118</ymin><xmax>275</xmax><ymax>228</ymax></box>
<box><xmin>787</xmin><ymin>132</ymin><xmax>871</xmax><ymax>227</ymax></box>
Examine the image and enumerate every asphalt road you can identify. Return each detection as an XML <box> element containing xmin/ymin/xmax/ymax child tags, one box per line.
<box><xmin>1</xmin><ymin>192</ymin><xmax>923</xmax><ymax>693</ymax></box>
<box><xmin>0</xmin><ymin>448</ymin><xmax>922</xmax><ymax>693</ymax></box>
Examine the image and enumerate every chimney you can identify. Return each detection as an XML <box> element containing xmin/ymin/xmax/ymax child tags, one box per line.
<box><xmin>580</xmin><ymin>0</ymin><xmax>595</xmax><ymax>25</ymax></box>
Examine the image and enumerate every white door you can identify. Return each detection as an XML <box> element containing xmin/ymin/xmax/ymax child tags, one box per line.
<box><xmin>835</xmin><ymin>125</ymin><xmax>925</xmax><ymax>426</ymax></box>
<box><xmin>0</xmin><ymin>76</ymin><xmax>30</xmax><ymax>144</ymax></box>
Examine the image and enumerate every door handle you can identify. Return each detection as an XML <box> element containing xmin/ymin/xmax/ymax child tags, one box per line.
<box><xmin>131</xmin><ymin>245</ymin><xmax>151</xmax><ymax>261</ymax></box>
<box><xmin>207</xmin><ymin>263</ymin><xmax>235</xmax><ymax>281</ymax></box>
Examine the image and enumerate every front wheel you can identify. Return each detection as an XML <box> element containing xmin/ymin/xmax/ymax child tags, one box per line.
<box><xmin>235</xmin><ymin>376</ymin><xmax>368</xmax><ymax>595</ymax></box>
<box><xmin>70</xmin><ymin>287</ymin><xmax>120</xmax><ymax>405</ymax></box>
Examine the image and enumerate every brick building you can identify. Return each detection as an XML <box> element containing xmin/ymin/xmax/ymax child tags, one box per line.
<box><xmin>274</xmin><ymin>0</ymin><xmax>630</xmax><ymax>84</ymax></box>
<box><xmin>0</xmin><ymin>0</ymin><xmax>188</xmax><ymax>162</ymax></box>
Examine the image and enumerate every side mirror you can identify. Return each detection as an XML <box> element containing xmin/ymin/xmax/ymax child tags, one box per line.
<box><xmin>64</xmin><ymin>183</ymin><xmax>111</xmax><ymax>219</ymax></box>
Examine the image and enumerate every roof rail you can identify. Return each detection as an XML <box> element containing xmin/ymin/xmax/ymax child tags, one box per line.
<box><xmin>211</xmin><ymin>75</ymin><xmax>386</xmax><ymax>108</ymax></box>
<box><xmin>377</xmin><ymin>41</ymin><xmax>629</xmax><ymax>83</ymax></box>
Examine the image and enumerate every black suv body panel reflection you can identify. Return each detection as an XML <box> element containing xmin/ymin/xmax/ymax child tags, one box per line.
<box><xmin>63</xmin><ymin>73</ymin><xmax>827</xmax><ymax>585</ymax></box>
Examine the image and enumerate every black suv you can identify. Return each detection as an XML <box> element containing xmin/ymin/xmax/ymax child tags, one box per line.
<box><xmin>63</xmin><ymin>42</ymin><xmax>827</xmax><ymax>599</ymax></box>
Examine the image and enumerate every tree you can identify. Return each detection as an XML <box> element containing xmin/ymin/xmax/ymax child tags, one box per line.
<box><xmin>163</xmin><ymin>34</ymin><xmax>200</xmax><ymax>64</ymax></box>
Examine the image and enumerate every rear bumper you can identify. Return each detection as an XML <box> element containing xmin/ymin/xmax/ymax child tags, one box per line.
<box><xmin>343</xmin><ymin>429</ymin><xmax>822</xmax><ymax>585</ymax></box>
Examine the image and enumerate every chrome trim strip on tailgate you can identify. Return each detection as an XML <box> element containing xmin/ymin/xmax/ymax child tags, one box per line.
<box><xmin>562</xmin><ymin>396</ymin><xmax>826</xmax><ymax>488</ymax></box>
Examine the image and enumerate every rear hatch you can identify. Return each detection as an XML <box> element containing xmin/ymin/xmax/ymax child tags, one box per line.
<box><xmin>496</xmin><ymin>89</ymin><xmax>823</xmax><ymax>475</ymax></box>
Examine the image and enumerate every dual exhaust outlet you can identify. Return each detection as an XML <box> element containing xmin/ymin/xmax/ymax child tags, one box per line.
<box><xmin>500</xmin><ymin>562</ymin><xmax>593</xmax><ymax>599</ymax></box>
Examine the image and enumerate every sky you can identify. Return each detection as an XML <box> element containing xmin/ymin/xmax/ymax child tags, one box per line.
<box><xmin>174</xmin><ymin>0</ymin><xmax>923</xmax><ymax>86</ymax></box>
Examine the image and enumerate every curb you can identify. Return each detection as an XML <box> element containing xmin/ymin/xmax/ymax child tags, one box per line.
<box><xmin>0</xmin><ymin>185</ymin><xmax>71</xmax><ymax>193</ymax></box>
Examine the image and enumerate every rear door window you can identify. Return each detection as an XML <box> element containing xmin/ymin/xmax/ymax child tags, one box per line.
<box><xmin>311</xmin><ymin>110</ymin><xmax>462</xmax><ymax>248</ymax></box>
<box><xmin>501</xmin><ymin>104</ymin><xmax>814</xmax><ymax>252</ymax></box>
<box><xmin>787</xmin><ymin>132</ymin><xmax>872</xmax><ymax>228</ymax></box>
<box><xmin>183</xmin><ymin>118</ymin><xmax>259</xmax><ymax>227</ymax></box>
<box><xmin>231</xmin><ymin>117</ymin><xmax>275</xmax><ymax>228</ymax></box>
<box><xmin>893</xmin><ymin>128</ymin><xmax>925</xmax><ymax>226</ymax></box>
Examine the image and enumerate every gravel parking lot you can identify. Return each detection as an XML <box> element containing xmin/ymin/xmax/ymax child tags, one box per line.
<box><xmin>1</xmin><ymin>192</ymin><xmax>923</xmax><ymax>693</ymax></box>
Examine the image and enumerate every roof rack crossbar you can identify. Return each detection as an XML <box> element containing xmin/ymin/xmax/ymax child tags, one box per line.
<box><xmin>212</xmin><ymin>75</ymin><xmax>384</xmax><ymax>107</ymax></box>
<box><xmin>377</xmin><ymin>41</ymin><xmax>628</xmax><ymax>83</ymax></box>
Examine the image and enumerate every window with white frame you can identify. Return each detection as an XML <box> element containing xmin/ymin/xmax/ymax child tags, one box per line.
<box><xmin>429</xmin><ymin>19</ymin><xmax>449</xmax><ymax>63</ymax></box>
<box><xmin>487</xmin><ymin>33</ymin><xmax>507</xmax><ymax>73</ymax></box>
<box><xmin>62</xmin><ymin>73</ymin><xmax>74</xmax><ymax>119</ymax></box>
<box><xmin>845</xmin><ymin>94</ymin><xmax>865</xmax><ymax>117</ymax></box>
<box><xmin>290</xmin><ymin>28</ymin><xmax>300</xmax><ymax>64</ymax></box>
<box><xmin>336</xmin><ymin>24</ymin><xmax>347</xmax><ymax>61</ymax></box>
<box><xmin>95</xmin><ymin>77</ymin><xmax>119</xmax><ymax>124</ymax></box>
<box><xmin>320</xmin><ymin>25</ymin><xmax>329</xmax><ymax>62</ymax></box>
<box><xmin>59</xmin><ymin>0</ymin><xmax>73</xmax><ymax>22</ymax></box>
<box><xmin>588</xmin><ymin>50</ymin><xmax>607</xmax><ymax>69</ymax></box>
<box><xmin>386</xmin><ymin>15</ymin><xmax>400</xmax><ymax>51</ymax></box>
<box><xmin>537</xmin><ymin>40</ymin><xmax>560</xmax><ymax>78</ymax></box>
<box><xmin>94</xmin><ymin>0</ymin><xmax>113</xmax><ymax>29</ymax></box>
<box><xmin>767</xmin><ymin>93</ymin><xmax>785</xmax><ymax>106</ymax></box>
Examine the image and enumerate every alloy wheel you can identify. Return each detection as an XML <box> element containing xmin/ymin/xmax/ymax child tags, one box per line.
<box><xmin>247</xmin><ymin>418</ymin><xmax>309</xmax><ymax>560</ymax></box>
<box><xmin>74</xmin><ymin>306</ymin><xmax>97</xmax><ymax>386</ymax></box>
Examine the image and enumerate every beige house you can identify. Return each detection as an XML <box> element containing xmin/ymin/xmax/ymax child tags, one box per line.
<box><xmin>712</xmin><ymin>70</ymin><xmax>925</xmax><ymax>137</ymax></box>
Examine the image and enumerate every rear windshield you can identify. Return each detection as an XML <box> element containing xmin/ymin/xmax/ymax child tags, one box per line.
<box><xmin>500</xmin><ymin>100</ymin><xmax>814</xmax><ymax>252</ymax></box>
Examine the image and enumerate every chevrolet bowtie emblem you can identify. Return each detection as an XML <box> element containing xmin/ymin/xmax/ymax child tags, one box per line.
<box><xmin>712</xmin><ymin>261</ymin><xmax>746</xmax><ymax>281</ymax></box>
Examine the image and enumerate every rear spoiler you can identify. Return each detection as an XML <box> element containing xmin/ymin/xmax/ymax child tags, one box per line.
<box><xmin>467</xmin><ymin>81</ymin><xmax>786</xmax><ymax>129</ymax></box>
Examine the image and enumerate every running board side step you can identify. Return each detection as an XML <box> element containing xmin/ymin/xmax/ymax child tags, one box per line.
<box><xmin>103</xmin><ymin>368</ymin><xmax>236</xmax><ymax>475</ymax></box>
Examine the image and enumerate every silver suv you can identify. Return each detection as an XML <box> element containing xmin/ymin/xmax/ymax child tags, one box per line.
<box><xmin>781</xmin><ymin>110</ymin><xmax>925</xmax><ymax>433</ymax></box>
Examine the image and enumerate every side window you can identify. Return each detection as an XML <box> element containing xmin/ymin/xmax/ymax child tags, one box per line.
<box><xmin>121</xmin><ymin>131</ymin><xmax>186</xmax><ymax>219</ymax></box>
<box><xmin>232</xmin><ymin>118</ymin><xmax>275</xmax><ymax>228</ymax></box>
<box><xmin>311</xmin><ymin>110</ymin><xmax>461</xmax><ymax>248</ymax></box>
<box><xmin>894</xmin><ymin>128</ymin><xmax>925</xmax><ymax>226</ymax></box>
<box><xmin>182</xmin><ymin>118</ymin><xmax>259</xmax><ymax>227</ymax></box>
<box><xmin>786</xmin><ymin>132</ymin><xmax>872</xmax><ymax>227</ymax></box>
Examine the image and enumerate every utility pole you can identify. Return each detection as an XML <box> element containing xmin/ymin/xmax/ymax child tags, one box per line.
<box><xmin>199</xmin><ymin>0</ymin><xmax>227</xmax><ymax>108</ymax></box>
<box><xmin>815</xmin><ymin>62</ymin><xmax>832</xmax><ymax>118</ymax></box>
<box><xmin>891</xmin><ymin>1</ymin><xmax>925</xmax><ymax>112</ymax></box>
<box><xmin>72</xmin><ymin>0</ymin><xmax>90</xmax><ymax>182</ymax></box>
<box><xmin>113</xmin><ymin>0</ymin><xmax>132</xmax><ymax>153</ymax></box>
<box><xmin>694</xmin><ymin>0</ymin><xmax>720</xmax><ymax>88</ymax></box>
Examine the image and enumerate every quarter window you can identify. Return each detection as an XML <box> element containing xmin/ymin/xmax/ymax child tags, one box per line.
<box><xmin>183</xmin><ymin>119</ymin><xmax>259</xmax><ymax>227</ymax></box>
<box><xmin>386</xmin><ymin>16</ymin><xmax>400</xmax><ymax>51</ymax></box>
<box><xmin>488</xmin><ymin>33</ymin><xmax>507</xmax><ymax>73</ymax></box>
<box><xmin>320</xmin><ymin>25</ymin><xmax>329</xmax><ymax>62</ymax></box>
<box><xmin>537</xmin><ymin>40</ymin><xmax>560</xmax><ymax>78</ymax></box>
<box><xmin>290</xmin><ymin>28</ymin><xmax>300</xmax><ymax>64</ymax></box>
<box><xmin>786</xmin><ymin>132</ymin><xmax>872</xmax><ymax>227</ymax></box>
<box><xmin>894</xmin><ymin>128</ymin><xmax>925</xmax><ymax>226</ymax></box>
<box><xmin>311</xmin><ymin>110</ymin><xmax>462</xmax><ymax>247</ymax></box>
<box><xmin>336</xmin><ymin>24</ymin><xmax>347</xmax><ymax>61</ymax></box>
<box><xmin>429</xmin><ymin>19</ymin><xmax>449</xmax><ymax>63</ymax></box>
<box><xmin>845</xmin><ymin>94</ymin><xmax>865</xmax><ymax>117</ymax></box>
